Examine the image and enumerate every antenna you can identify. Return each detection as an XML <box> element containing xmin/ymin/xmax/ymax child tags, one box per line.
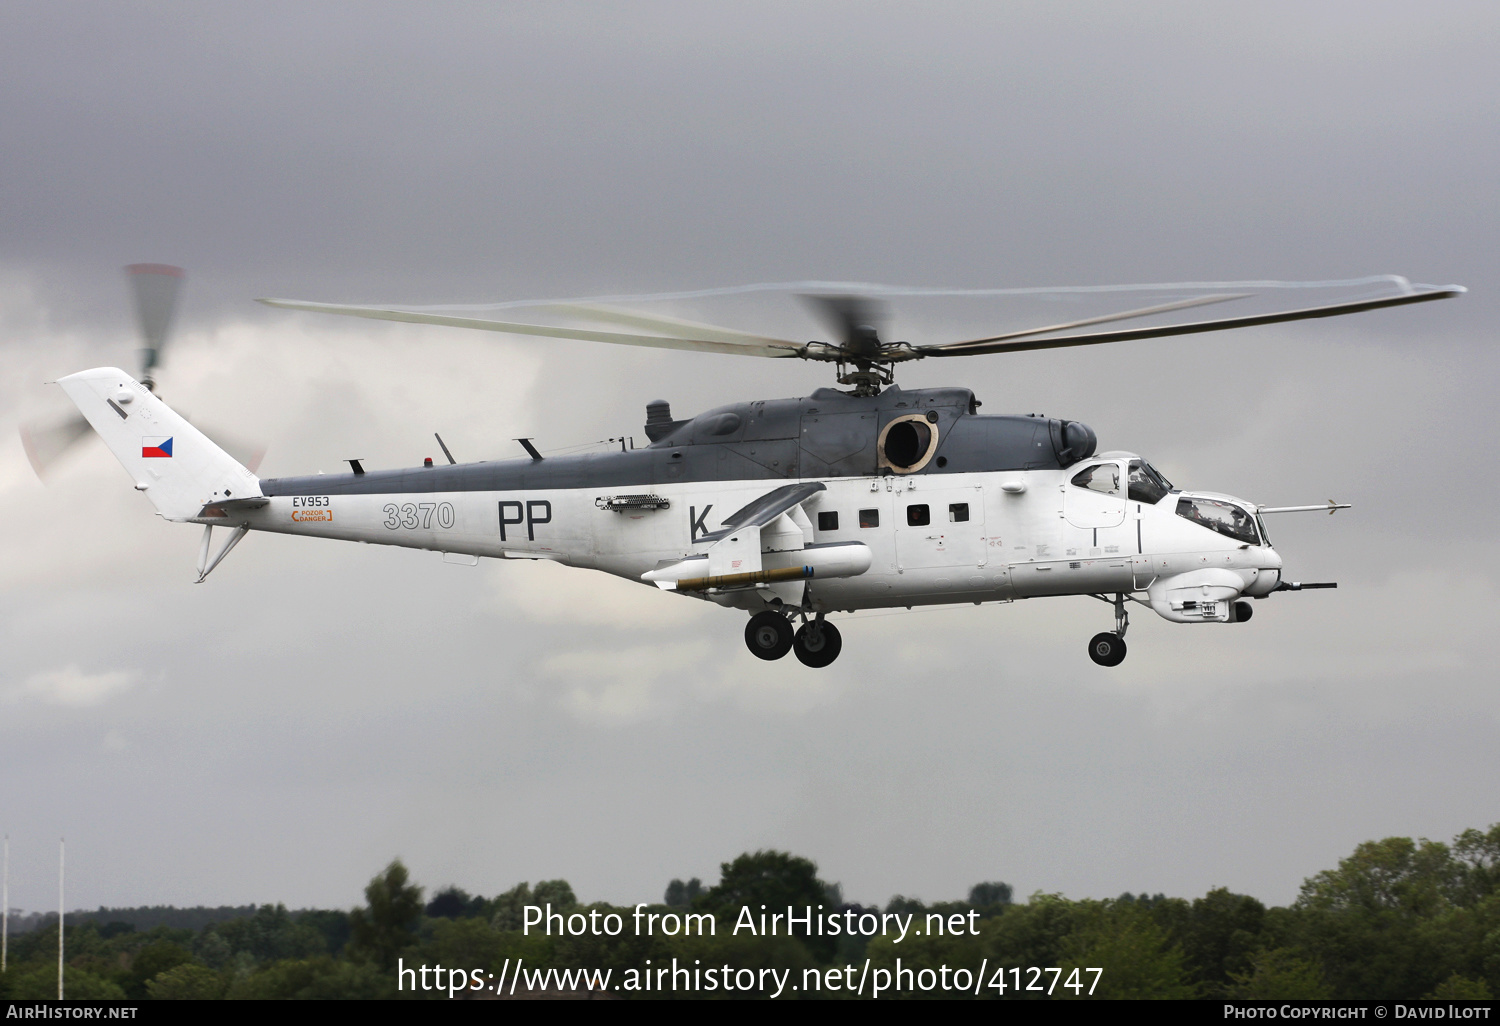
<box><xmin>58</xmin><ymin>837</ymin><xmax>64</xmax><ymax>1000</ymax></box>
<box><xmin>3</xmin><ymin>834</ymin><xmax>8</xmax><ymax>973</ymax></box>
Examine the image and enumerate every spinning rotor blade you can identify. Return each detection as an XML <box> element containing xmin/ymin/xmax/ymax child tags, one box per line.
<box><xmin>541</xmin><ymin>303</ymin><xmax>800</xmax><ymax>348</ymax></box>
<box><xmin>256</xmin><ymin>299</ymin><xmax>806</xmax><ymax>358</ymax></box>
<box><xmin>920</xmin><ymin>285</ymin><xmax>1465</xmax><ymax>357</ymax></box>
<box><xmin>801</xmin><ymin>294</ymin><xmax>887</xmax><ymax>357</ymax></box>
<box><xmin>938</xmin><ymin>293</ymin><xmax>1248</xmax><ymax>349</ymax></box>
<box><xmin>127</xmin><ymin>264</ymin><xmax>184</xmax><ymax>379</ymax></box>
<box><xmin>20</xmin><ymin>413</ymin><xmax>93</xmax><ymax>478</ymax></box>
<box><xmin>21</xmin><ymin>263</ymin><xmax>189</xmax><ymax>479</ymax></box>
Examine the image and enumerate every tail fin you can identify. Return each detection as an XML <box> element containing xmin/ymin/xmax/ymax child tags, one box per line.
<box><xmin>57</xmin><ymin>367</ymin><xmax>262</xmax><ymax>521</ymax></box>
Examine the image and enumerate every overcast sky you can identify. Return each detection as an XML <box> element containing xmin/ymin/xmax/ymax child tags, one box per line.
<box><xmin>1</xmin><ymin>1</ymin><xmax>1496</xmax><ymax>915</ymax></box>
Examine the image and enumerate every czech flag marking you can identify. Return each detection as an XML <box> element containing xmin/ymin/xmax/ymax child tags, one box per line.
<box><xmin>141</xmin><ymin>436</ymin><xmax>173</xmax><ymax>458</ymax></box>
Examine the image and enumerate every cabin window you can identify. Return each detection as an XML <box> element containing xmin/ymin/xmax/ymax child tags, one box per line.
<box><xmin>859</xmin><ymin>508</ymin><xmax>880</xmax><ymax>528</ymax></box>
<box><xmin>818</xmin><ymin>511</ymin><xmax>839</xmax><ymax>532</ymax></box>
<box><xmin>1127</xmin><ymin>459</ymin><xmax>1172</xmax><ymax>504</ymax></box>
<box><xmin>906</xmin><ymin>504</ymin><xmax>930</xmax><ymax>526</ymax></box>
<box><xmin>1176</xmin><ymin>496</ymin><xmax>1259</xmax><ymax>545</ymax></box>
<box><xmin>1071</xmin><ymin>463</ymin><xmax>1120</xmax><ymax>495</ymax></box>
<box><xmin>949</xmin><ymin>502</ymin><xmax>969</xmax><ymax>523</ymax></box>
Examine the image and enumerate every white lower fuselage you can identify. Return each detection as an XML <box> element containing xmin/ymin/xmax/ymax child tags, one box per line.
<box><xmin>243</xmin><ymin>469</ymin><xmax>1282</xmax><ymax>614</ymax></box>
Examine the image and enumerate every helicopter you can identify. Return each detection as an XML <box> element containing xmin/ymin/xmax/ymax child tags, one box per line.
<box><xmin>52</xmin><ymin>275</ymin><xmax>1462</xmax><ymax>668</ymax></box>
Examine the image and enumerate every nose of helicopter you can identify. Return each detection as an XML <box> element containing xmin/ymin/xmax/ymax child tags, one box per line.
<box><xmin>1243</xmin><ymin>530</ymin><xmax>1283</xmax><ymax>597</ymax></box>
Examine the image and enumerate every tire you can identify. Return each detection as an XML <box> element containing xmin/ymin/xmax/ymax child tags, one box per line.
<box><xmin>745</xmin><ymin>610</ymin><xmax>794</xmax><ymax>661</ymax></box>
<box><xmin>1088</xmin><ymin>631</ymin><xmax>1127</xmax><ymax>667</ymax></box>
<box><xmin>1232</xmin><ymin>600</ymin><xmax>1254</xmax><ymax>623</ymax></box>
<box><xmin>793</xmin><ymin>620</ymin><xmax>843</xmax><ymax>668</ymax></box>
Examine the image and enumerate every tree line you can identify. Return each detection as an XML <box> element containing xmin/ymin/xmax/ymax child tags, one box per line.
<box><xmin>0</xmin><ymin>824</ymin><xmax>1494</xmax><ymax>999</ymax></box>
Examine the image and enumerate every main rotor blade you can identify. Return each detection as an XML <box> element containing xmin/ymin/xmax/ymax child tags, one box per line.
<box><xmin>541</xmin><ymin>303</ymin><xmax>801</xmax><ymax>348</ymax></box>
<box><xmin>126</xmin><ymin>264</ymin><xmax>184</xmax><ymax>375</ymax></box>
<box><xmin>256</xmin><ymin>299</ymin><xmax>806</xmax><ymax>358</ymax></box>
<box><xmin>20</xmin><ymin>413</ymin><xmax>93</xmax><ymax>478</ymax></box>
<box><xmin>938</xmin><ymin>293</ymin><xmax>1248</xmax><ymax>350</ymax></box>
<box><xmin>920</xmin><ymin>285</ymin><xmax>1465</xmax><ymax>357</ymax></box>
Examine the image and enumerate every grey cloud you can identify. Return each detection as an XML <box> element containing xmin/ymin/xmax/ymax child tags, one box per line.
<box><xmin>0</xmin><ymin>2</ymin><xmax>1495</xmax><ymax>914</ymax></box>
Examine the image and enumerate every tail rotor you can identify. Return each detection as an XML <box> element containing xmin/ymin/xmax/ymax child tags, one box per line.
<box><xmin>126</xmin><ymin>263</ymin><xmax>185</xmax><ymax>391</ymax></box>
<box><xmin>22</xmin><ymin>264</ymin><xmax>267</xmax><ymax>477</ymax></box>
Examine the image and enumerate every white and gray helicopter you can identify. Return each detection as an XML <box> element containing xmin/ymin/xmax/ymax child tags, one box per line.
<box><xmin>54</xmin><ymin>276</ymin><xmax>1461</xmax><ymax>668</ymax></box>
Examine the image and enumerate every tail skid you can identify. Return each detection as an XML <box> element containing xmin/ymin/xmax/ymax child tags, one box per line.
<box><xmin>195</xmin><ymin>524</ymin><xmax>250</xmax><ymax>583</ymax></box>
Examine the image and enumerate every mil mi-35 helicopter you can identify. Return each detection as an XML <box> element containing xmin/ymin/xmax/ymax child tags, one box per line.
<box><xmin>53</xmin><ymin>272</ymin><xmax>1461</xmax><ymax>668</ymax></box>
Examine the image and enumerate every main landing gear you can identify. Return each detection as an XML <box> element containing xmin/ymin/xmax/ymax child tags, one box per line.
<box><xmin>745</xmin><ymin>610</ymin><xmax>843</xmax><ymax>668</ymax></box>
<box><xmin>1088</xmin><ymin>593</ymin><xmax>1131</xmax><ymax>667</ymax></box>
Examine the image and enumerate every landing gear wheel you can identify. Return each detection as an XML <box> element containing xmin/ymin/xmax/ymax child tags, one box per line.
<box><xmin>793</xmin><ymin>620</ymin><xmax>843</xmax><ymax>668</ymax></box>
<box><xmin>745</xmin><ymin>611</ymin><xmax>794</xmax><ymax>661</ymax></box>
<box><xmin>1088</xmin><ymin>632</ymin><xmax>1127</xmax><ymax>667</ymax></box>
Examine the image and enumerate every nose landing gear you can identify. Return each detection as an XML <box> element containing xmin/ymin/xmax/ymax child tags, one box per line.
<box><xmin>1088</xmin><ymin>631</ymin><xmax>1127</xmax><ymax>667</ymax></box>
<box><xmin>1087</xmin><ymin>592</ymin><xmax>1131</xmax><ymax>667</ymax></box>
<box><xmin>744</xmin><ymin>610</ymin><xmax>843</xmax><ymax>667</ymax></box>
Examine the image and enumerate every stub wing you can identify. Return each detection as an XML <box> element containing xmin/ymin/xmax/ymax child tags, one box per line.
<box><xmin>644</xmin><ymin>482</ymin><xmax>870</xmax><ymax>604</ymax></box>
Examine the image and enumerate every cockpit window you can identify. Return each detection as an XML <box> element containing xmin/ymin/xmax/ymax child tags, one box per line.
<box><xmin>1176</xmin><ymin>496</ymin><xmax>1259</xmax><ymax>545</ymax></box>
<box><xmin>1070</xmin><ymin>463</ymin><xmax>1120</xmax><ymax>495</ymax></box>
<box><xmin>1127</xmin><ymin>459</ymin><xmax>1172</xmax><ymax>504</ymax></box>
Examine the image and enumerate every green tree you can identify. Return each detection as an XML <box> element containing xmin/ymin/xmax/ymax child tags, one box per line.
<box><xmin>1225</xmin><ymin>948</ymin><xmax>1333</xmax><ymax>999</ymax></box>
<box><xmin>206</xmin><ymin>904</ymin><xmax>326</xmax><ymax>966</ymax></box>
<box><xmin>347</xmin><ymin>860</ymin><xmax>425</xmax><ymax>970</ymax></box>
<box><xmin>490</xmin><ymin>879</ymin><xmax>576</xmax><ymax>932</ymax></box>
<box><xmin>225</xmin><ymin>956</ymin><xmax>393</xmax><ymax>999</ymax></box>
<box><xmin>5</xmin><ymin>964</ymin><xmax>127</xmax><ymax>1000</ymax></box>
<box><xmin>1453</xmin><ymin>825</ymin><xmax>1500</xmax><ymax>906</ymax></box>
<box><xmin>1425</xmin><ymin>973</ymin><xmax>1492</xmax><ymax>999</ymax></box>
<box><xmin>664</xmin><ymin>878</ymin><xmax>703</xmax><ymax>908</ymax></box>
<box><xmin>146</xmin><ymin>963</ymin><xmax>225</xmax><ymax>1000</ymax></box>
<box><xmin>981</xmin><ymin>893</ymin><xmax>1084</xmax><ymax>974</ymax></box>
<box><xmin>295</xmin><ymin>909</ymin><xmax>352</xmax><ymax>957</ymax></box>
<box><xmin>1293</xmin><ymin>835</ymin><xmax>1462</xmax><ymax>998</ymax></box>
<box><xmin>425</xmin><ymin>886</ymin><xmax>487</xmax><ymax>920</ymax></box>
<box><xmin>1058</xmin><ymin>901</ymin><xmax>1197</xmax><ymax>999</ymax></box>
<box><xmin>1178</xmin><ymin>888</ymin><xmax>1267</xmax><ymax>991</ymax></box>
<box><xmin>700</xmin><ymin>850</ymin><xmax>836</xmax><ymax>960</ymax></box>
<box><xmin>126</xmin><ymin>940</ymin><xmax>193</xmax><ymax>998</ymax></box>
<box><xmin>968</xmin><ymin>882</ymin><xmax>1014</xmax><ymax>914</ymax></box>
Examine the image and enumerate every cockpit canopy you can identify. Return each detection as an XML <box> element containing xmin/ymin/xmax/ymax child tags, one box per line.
<box><xmin>1176</xmin><ymin>495</ymin><xmax>1261</xmax><ymax>545</ymax></box>
<box><xmin>1070</xmin><ymin>457</ymin><xmax>1174</xmax><ymax>504</ymax></box>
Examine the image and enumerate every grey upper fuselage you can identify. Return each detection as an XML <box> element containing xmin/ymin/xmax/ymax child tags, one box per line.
<box><xmin>258</xmin><ymin>385</ymin><xmax>1099</xmax><ymax>497</ymax></box>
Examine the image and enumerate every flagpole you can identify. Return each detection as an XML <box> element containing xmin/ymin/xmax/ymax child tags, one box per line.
<box><xmin>58</xmin><ymin>837</ymin><xmax>64</xmax><ymax>1000</ymax></box>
